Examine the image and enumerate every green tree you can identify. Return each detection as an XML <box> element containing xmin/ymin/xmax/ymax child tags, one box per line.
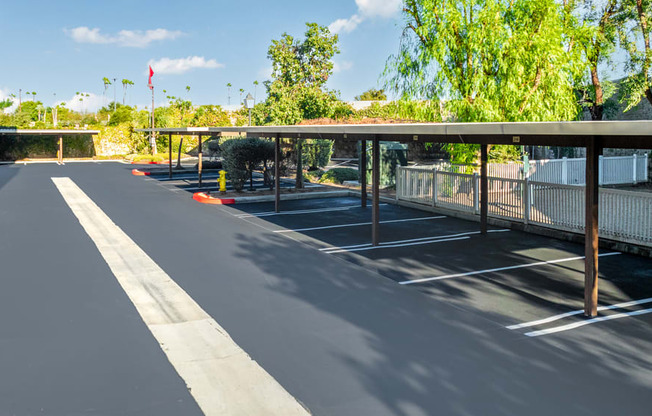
<box><xmin>567</xmin><ymin>0</ymin><xmax>619</xmax><ymax>120</ymax></box>
<box><xmin>262</xmin><ymin>22</ymin><xmax>340</xmax><ymax>125</ymax></box>
<box><xmin>355</xmin><ymin>88</ymin><xmax>387</xmax><ymax>101</ymax></box>
<box><xmin>386</xmin><ymin>0</ymin><xmax>583</xmax><ymax>163</ymax></box>
<box><xmin>618</xmin><ymin>0</ymin><xmax>652</xmax><ymax>110</ymax></box>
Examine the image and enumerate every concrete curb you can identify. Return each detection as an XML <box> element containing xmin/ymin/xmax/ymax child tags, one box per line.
<box><xmin>131</xmin><ymin>169</ymin><xmax>151</xmax><ymax>176</ymax></box>
<box><xmin>192</xmin><ymin>192</ymin><xmax>236</xmax><ymax>205</ymax></box>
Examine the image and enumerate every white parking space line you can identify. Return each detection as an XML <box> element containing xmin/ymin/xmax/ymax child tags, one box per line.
<box><xmin>320</xmin><ymin>229</ymin><xmax>507</xmax><ymax>252</ymax></box>
<box><xmin>274</xmin><ymin>216</ymin><xmax>446</xmax><ymax>233</ymax></box>
<box><xmin>236</xmin><ymin>204</ymin><xmax>387</xmax><ymax>218</ymax></box>
<box><xmin>399</xmin><ymin>252</ymin><xmax>622</xmax><ymax>285</ymax></box>
<box><xmin>506</xmin><ymin>297</ymin><xmax>652</xmax><ymax>330</ymax></box>
<box><xmin>52</xmin><ymin>177</ymin><xmax>309</xmax><ymax>416</ymax></box>
<box><xmin>325</xmin><ymin>236</ymin><xmax>471</xmax><ymax>254</ymax></box>
<box><xmin>525</xmin><ymin>308</ymin><xmax>652</xmax><ymax>337</ymax></box>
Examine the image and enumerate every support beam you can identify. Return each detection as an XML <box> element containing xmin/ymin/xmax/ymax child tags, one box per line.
<box><xmin>584</xmin><ymin>136</ymin><xmax>602</xmax><ymax>317</ymax></box>
<box><xmin>198</xmin><ymin>134</ymin><xmax>203</xmax><ymax>188</ymax></box>
<box><xmin>360</xmin><ymin>140</ymin><xmax>367</xmax><ymax>208</ymax></box>
<box><xmin>58</xmin><ymin>135</ymin><xmax>63</xmax><ymax>164</ymax></box>
<box><xmin>275</xmin><ymin>135</ymin><xmax>281</xmax><ymax>213</ymax></box>
<box><xmin>168</xmin><ymin>134</ymin><xmax>172</xmax><ymax>179</ymax></box>
<box><xmin>480</xmin><ymin>143</ymin><xmax>488</xmax><ymax>234</ymax></box>
<box><xmin>295</xmin><ymin>138</ymin><xmax>303</xmax><ymax>189</ymax></box>
<box><xmin>372</xmin><ymin>137</ymin><xmax>380</xmax><ymax>246</ymax></box>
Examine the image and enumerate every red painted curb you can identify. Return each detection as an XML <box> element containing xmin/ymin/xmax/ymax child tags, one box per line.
<box><xmin>192</xmin><ymin>192</ymin><xmax>235</xmax><ymax>205</ymax></box>
<box><xmin>132</xmin><ymin>169</ymin><xmax>151</xmax><ymax>176</ymax></box>
<box><xmin>131</xmin><ymin>160</ymin><xmax>170</xmax><ymax>165</ymax></box>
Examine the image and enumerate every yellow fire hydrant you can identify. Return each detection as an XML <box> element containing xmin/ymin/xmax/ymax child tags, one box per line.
<box><xmin>219</xmin><ymin>170</ymin><xmax>227</xmax><ymax>194</ymax></box>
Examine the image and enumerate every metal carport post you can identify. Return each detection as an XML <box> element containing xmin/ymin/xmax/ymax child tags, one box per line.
<box><xmin>371</xmin><ymin>136</ymin><xmax>380</xmax><ymax>246</ymax></box>
<box><xmin>584</xmin><ymin>136</ymin><xmax>602</xmax><ymax>317</ymax></box>
<box><xmin>275</xmin><ymin>134</ymin><xmax>281</xmax><ymax>213</ymax></box>
<box><xmin>360</xmin><ymin>139</ymin><xmax>367</xmax><ymax>208</ymax></box>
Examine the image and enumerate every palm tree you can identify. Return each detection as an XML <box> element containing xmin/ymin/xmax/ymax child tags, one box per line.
<box><xmin>239</xmin><ymin>88</ymin><xmax>244</xmax><ymax>105</ymax></box>
<box><xmin>227</xmin><ymin>83</ymin><xmax>232</xmax><ymax>105</ymax></box>
<box><xmin>121</xmin><ymin>79</ymin><xmax>134</xmax><ymax>105</ymax></box>
<box><xmin>102</xmin><ymin>77</ymin><xmax>111</xmax><ymax>105</ymax></box>
<box><xmin>253</xmin><ymin>80</ymin><xmax>259</xmax><ymax>103</ymax></box>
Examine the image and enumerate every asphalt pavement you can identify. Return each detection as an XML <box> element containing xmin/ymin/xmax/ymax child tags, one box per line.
<box><xmin>1</xmin><ymin>162</ymin><xmax>651</xmax><ymax>416</ymax></box>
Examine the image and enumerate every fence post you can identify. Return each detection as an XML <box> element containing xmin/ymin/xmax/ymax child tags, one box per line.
<box><xmin>396</xmin><ymin>167</ymin><xmax>400</xmax><ymax>201</ymax></box>
<box><xmin>646</xmin><ymin>154</ymin><xmax>649</xmax><ymax>182</ymax></box>
<box><xmin>562</xmin><ymin>157</ymin><xmax>568</xmax><ymax>184</ymax></box>
<box><xmin>633</xmin><ymin>154</ymin><xmax>638</xmax><ymax>184</ymax></box>
<box><xmin>473</xmin><ymin>173</ymin><xmax>480</xmax><ymax>214</ymax></box>
<box><xmin>523</xmin><ymin>178</ymin><xmax>530</xmax><ymax>225</ymax></box>
<box><xmin>432</xmin><ymin>169</ymin><xmax>438</xmax><ymax>207</ymax></box>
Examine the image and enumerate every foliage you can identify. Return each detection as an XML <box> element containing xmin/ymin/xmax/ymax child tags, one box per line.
<box><xmin>301</xmin><ymin>139</ymin><xmax>334</xmax><ymax>170</ymax></box>
<box><xmin>319</xmin><ymin>168</ymin><xmax>359</xmax><ymax>184</ymax></box>
<box><xmin>386</xmin><ymin>0</ymin><xmax>582</xmax><ymax>122</ymax></box>
<box><xmin>356</xmin><ymin>100</ymin><xmax>444</xmax><ymax>121</ymax></box>
<box><xmin>617</xmin><ymin>0</ymin><xmax>652</xmax><ymax>110</ymax></box>
<box><xmin>259</xmin><ymin>22</ymin><xmax>341</xmax><ymax>125</ymax></box>
<box><xmin>221</xmin><ymin>138</ymin><xmax>276</xmax><ymax>191</ymax></box>
<box><xmin>355</xmin><ymin>88</ymin><xmax>388</xmax><ymax>101</ymax></box>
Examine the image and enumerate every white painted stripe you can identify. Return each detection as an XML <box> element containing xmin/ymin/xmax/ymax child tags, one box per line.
<box><xmin>322</xmin><ymin>229</ymin><xmax>509</xmax><ymax>252</ymax></box>
<box><xmin>525</xmin><ymin>307</ymin><xmax>652</xmax><ymax>337</ymax></box>
<box><xmin>506</xmin><ymin>296</ymin><xmax>652</xmax><ymax>330</ymax></box>
<box><xmin>274</xmin><ymin>216</ymin><xmax>446</xmax><ymax>233</ymax></box>
<box><xmin>237</xmin><ymin>204</ymin><xmax>386</xmax><ymax>218</ymax></box>
<box><xmin>326</xmin><ymin>236</ymin><xmax>470</xmax><ymax>254</ymax></box>
<box><xmin>399</xmin><ymin>252</ymin><xmax>622</xmax><ymax>285</ymax></box>
<box><xmin>51</xmin><ymin>177</ymin><xmax>309</xmax><ymax>416</ymax></box>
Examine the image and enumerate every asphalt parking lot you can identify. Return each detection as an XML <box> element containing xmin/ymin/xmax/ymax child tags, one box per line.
<box><xmin>2</xmin><ymin>161</ymin><xmax>652</xmax><ymax>416</ymax></box>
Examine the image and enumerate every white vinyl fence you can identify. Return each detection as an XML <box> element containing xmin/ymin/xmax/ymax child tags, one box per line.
<box><xmin>432</xmin><ymin>154</ymin><xmax>648</xmax><ymax>185</ymax></box>
<box><xmin>396</xmin><ymin>166</ymin><xmax>652</xmax><ymax>247</ymax></box>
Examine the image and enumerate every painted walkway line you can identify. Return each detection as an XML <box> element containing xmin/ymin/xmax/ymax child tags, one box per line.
<box><xmin>325</xmin><ymin>236</ymin><xmax>470</xmax><ymax>254</ymax></box>
<box><xmin>399</xmin><ymin>252</ymin><xmax>622</xmax><ymax>285</ymax></box>
<box><xmin>236</xmin><ymin>203</ymin><xmax>387</xmax><ymax>218</ymax></box>
<box><xmin>525</xmin><ymin>307</ymin><xmax>652</xmax><ymax>337</ymax></box>
<box><xmin>506</xmin><ymin>296</ymin><xmax>652</xmax><ymax>330</ymax></box>
<box><xmin>274</xmin><ymin>216</ymin><xmax>447</xmax><ymax>233</ymax></box>
<box><xmin>52</xmin><ymin>177</ymin><xmax>309</xmax><ymax>416</ymax></box>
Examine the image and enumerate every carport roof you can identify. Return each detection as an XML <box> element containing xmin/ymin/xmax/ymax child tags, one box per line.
<box><xmin>0</xmin><ymin>129</ymin><xmax>100</xmax><ymax>135</ymax></box>
<box><xmin>138</xmin><ymin>121</ymin><xmax>652</xmax><ymax>149</ymax></box>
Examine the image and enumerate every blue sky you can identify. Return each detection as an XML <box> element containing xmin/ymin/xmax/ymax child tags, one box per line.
<box><xmin>0</xmin><ymin>0</ymin><xmax>404</xmax><ymax>112</ymax></box>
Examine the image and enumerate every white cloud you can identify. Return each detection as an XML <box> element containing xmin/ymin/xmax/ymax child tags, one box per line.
<box><xmin>356</xmin><ymin>0</ymin><xmax>402</xmax><ymax>18</ymax></box>
<box><xmin>329</xmin><ymin>0</ymin><xmax>401</xmax><ymax>34</ymax></box>
<box><xmin>65</xmin><ymin>27</ymin><xmax>184</xmax><ymax>48</ymax></box>
<box><xmin>147</xmin><ymin>56</ymin><xmax>224</xmax><ymax>75</ymax></box>
<box><xmin>329</xmin><ymin>15</ymin><xmax>363</xmax><ymax>34</ymax></box>
<box><xmin>333</xmin><ymin>61</ymin><xmax>354</xmax><ymax>73</ymax></box>
<box><xmin>61</xmin><ymin>92</ymin><xmax>105</xmax><ymax>113</ymax></box>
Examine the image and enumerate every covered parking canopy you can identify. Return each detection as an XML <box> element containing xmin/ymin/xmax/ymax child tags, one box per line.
<box><xmin>0</xmin><ymin>129</ymin><xmax>100</xmax><ymax>163</ymax></box>
<box><xmin>140</xmin><ymin>121</ymin><xmax>652</xmax><ymax>317</ymax></box>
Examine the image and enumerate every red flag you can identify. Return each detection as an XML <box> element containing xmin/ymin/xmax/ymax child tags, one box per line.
<box><xmin>148</xmin><ymin>65</ymin><xmax>154</xmax><ymax>90</ymax></box>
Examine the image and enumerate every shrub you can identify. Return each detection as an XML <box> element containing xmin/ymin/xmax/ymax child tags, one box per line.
<box><xmin>319</xmin><ymin>168</ymin><xmax>359</xmax><ymax>184</ymax></box>
<box><xmin>221</xmin><ymin>137</ymin><xmax>275</xmax><ymax>191</ymax></box>
<box><xmin>302</xmin><ymin>139</ymin><xmax>333</xmax><ymax>170</ymax></box>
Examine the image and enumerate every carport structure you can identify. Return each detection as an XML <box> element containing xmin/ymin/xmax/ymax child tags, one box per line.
<box><xmin>141</xmin><ymin>121</ymin><xmax>652</xmax><ymax>317</ymax></box>
<box><xmin>0</xmin><ymin>128</ymin><xmax>100</xmax><ymax>164</ymax></box>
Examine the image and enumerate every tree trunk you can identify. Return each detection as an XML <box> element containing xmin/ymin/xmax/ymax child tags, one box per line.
<box><xmin>590</xmin><ymin>67</ymin><xmax>604</xmax><ymax>120</ymax></box>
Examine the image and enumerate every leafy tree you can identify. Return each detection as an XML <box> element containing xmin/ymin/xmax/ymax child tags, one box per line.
<box><xmin>386</xmin><ymin>0</ymin><xmax>583</xmax><ymax>164</ymax></box>
<box><xmin>221</xmin><ymin>137</ymin><xmax>275</xmax><ymax>191</ymax></box>
<box><xmin>261</xmin><ymin>22</ymin><xmax>341</xmax><ymax>125</ymax></box>
<box><xmin>0</xmin><ymin>99</ymin><xmax>13</xmax><ymax>112</ymax></box>
<box><xmin>567</xmin><ymin>0</ymin><xmax>619</xmax><ymax>120</ymax></box>
<box><xmin>355</xmin><ymin>88</ymin><xmax>387</xmax><ymax>101</ymax></box>
<box><xmin>618</xmin><ymin>0</ymin><xmax>652</xmax><ymax>109</ymax></box>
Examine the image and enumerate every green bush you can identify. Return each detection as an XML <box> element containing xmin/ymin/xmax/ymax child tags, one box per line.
<box><xmin>319</xmin><ymin>168</ymin><xmax>359</xmax><ymax>184</ymax></box>
<box><xmin>302</xmin><ymin>139</ymin><xmax>333</xmax><ymax>170</ymax></box>
<box><xmin>221</xmin><ymin>137</ymin><xmax>275</xmax><ymax>191</ymax></box>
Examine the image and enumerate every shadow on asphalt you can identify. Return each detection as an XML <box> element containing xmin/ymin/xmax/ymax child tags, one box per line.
<box><xmin>0</xmin><ymin>165</ymin><xmax>18</xmax><ymax>193</ymax></box>
<box><xmin>230</xmin><ymin>230</ymin><xmax>652</xmax><ymax>415</ymax></box>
